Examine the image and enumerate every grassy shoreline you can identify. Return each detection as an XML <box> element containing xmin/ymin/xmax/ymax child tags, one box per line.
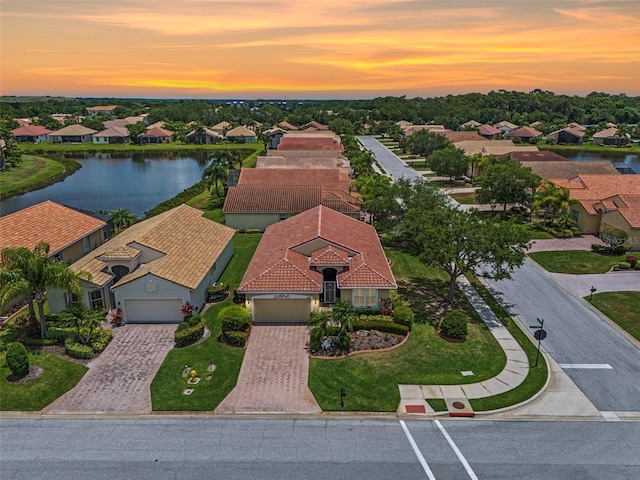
<box><xmin>539</xmin><ymin>143</ymin><xmax>640</xmax><ymax>154</ymax></box>
<box><xmin>0</xmin><ymin>155</ymin><xmax>81</xmax><ymax>200</ymax></box>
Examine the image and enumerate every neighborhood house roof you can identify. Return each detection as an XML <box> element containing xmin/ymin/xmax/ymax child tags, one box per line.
<box><xmin>237</xmin><ymin>168</ymin><xmax>351</xmax><ymax>191</ymax></box>
<box><xmin>277</xmin><ymin>136</ymin><xmax>343</xmax><ymax>151</ymax></box>
<box><xmin>93</xmin><ymin>126</ymin><xmax>130</xmax><ymax>138</ymax></box>
<box><xmin>504</xmin><ymin>126</ymin><xmax>543</xmax><ymax>138</ymax></box>
<box><xmin>495</xmin><ymin>121</ymin><xmax>518</xmax><ymax>129</ymax></box>
<box><xmin>477</xmin><ymin>124</ymin><xmax>501</xmax><ymax>136</ymax></box>
<box><xmin>11</xmin><ymin>125</ymin><xmax>52</xmax><ymax>136</ymax></box>
<box><xmin>141</xmin><ymin>127</ymin><xmax>173</xmax><ymax>137</ymax></box>
<box><xmin>70</xmin><ymin>204</ymin><xmax>235</xmax><ymax>290</ymax></box>
<box><xmin>593</xmin><ymin>127</ymin><xmax>630</xmax><ymax>139</ymax></box>
<box><xmin>50</xmin><ymin>124</ymin><xmax>97</xmax><ymax>136</ymax></box>
<box><xmin>239</xmin><ymin>206</ymin><xmax>396</xmax><ymax>293</ymax></box>
<box><xmin>453</xmin><ymin>140</ymin><xmax>538</xmax><ymax>157</ymax></box>
<box><xmin>225</xmin><ymin>125</ymin><xmax>255</xmax><ymax>137</ymax></box>
<box><xmin>521</xmin><ymin>161</ymin><xmax>618</xmax><ymax>179</ymax></box>
<box><xmin>0</xmin><ymin>201</ymin><xmax>106</xmax><ymax>256</ymax></box>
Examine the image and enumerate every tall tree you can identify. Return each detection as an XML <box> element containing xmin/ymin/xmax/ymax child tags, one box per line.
<box><xmin>126</xmin><ymin>121</ymin><xmax>146</xmax><ymax>144</ymax></box>
<box><xmin>614</xmin><ymin>124</ymin><xmax>630</xmax><ymax>147</ymax></box>
<box><xmin>397</xmin><ymin>207</ymin><xmax>530</xmax><ymax>304</ymax></box>
<box><xmin>0</xmin><ymin>242</ymin><xmax>89</xmax><ymax>338</ymax></box>
<box><xmin>201</xmin><ymin>160</ymin><xmax>227</xmax><ymax>200</ymax></box>
<box><xmin>406</xmin><ymin>129</ymin><xmax>449</xmax><ymax>162</ymax></box>
<box><xmin>428</xmin><ymin>146</ymin><xmax>468</xmax><ymax>182</ymax></box>
<box><xmin>476</xmin><ymin>161</ymin><xmax>541</xmax><ymax>218</ymax></box>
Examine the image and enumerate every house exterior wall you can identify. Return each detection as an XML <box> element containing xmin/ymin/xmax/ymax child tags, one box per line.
<box><xmin>600</xmin><ymin>211</ymin><xmax>639</xmax><ymax>250</ymax></box>
<box><xmin>339</xmin><ymin>288</ymin><xmax>391</xmax><ymax>308</ymax></box>
<box><xmin>53</xmin><ymin>229</ymin><xmax>106</xmax><ymax>264</ymax></box>
<box><xmin>114</xmin><ymin>275</ymin><xmax>191</xmax><ymax>323</ymax></box>
<box><xmin>572</xmin><ymin>204</ymin><xmax>601</xmax><ymax>234</ymax></box>
<box><xmin>190</xmin><ymin>240</ymin><xmax>234</xmax><ymax>308</ymax></box>
<box><xmin>14</xmin><ymin>134</ymin><xmax>48</xmax><ymax>143</ymax></box>
<box><xmin>225</xmin><ymin>212</ymin><xmax>282</xmax><ymax>231</ymax></box>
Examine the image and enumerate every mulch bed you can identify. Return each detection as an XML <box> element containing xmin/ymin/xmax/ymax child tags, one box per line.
<box><xmin>6</xmin><ymin>365</ymin><xmax>43</xmax><ymax>383</ymax></box>
<box><xmin>311</xmin><ymin>329</ymin><xmax>405</xmax><ymax>357</ymax></box>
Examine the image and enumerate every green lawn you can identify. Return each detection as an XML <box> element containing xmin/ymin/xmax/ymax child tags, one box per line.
<box><xmin>309</xmin><ymin>320</ymin><xmax>505</xmax><ymax>411</ymax></box>
<box><xmin>0</xmin><ymin>155</ymin><xmax>64</xmax><ymax>196</ymax></box>
<box><xmin>529</xmin><ymin>250</ymin><xmax>626</xmax><ymax>274</ymax></box>
<box><xmin>588</xmin><ymin>291</ymin><xmax>640</xmax><ymax>342</ymax></box>
<box><xmin>219</xmin><ymin>234</ymin><xmax>261</xmax><ymax>290</ymax></box>
<box><xmin>384</xmin><ymin>246</ymin><xmax>448</xmax><ymax>282</ymax></box>
<box><xmin>448</xmin><ymin>192</ymin><xmax>477</xmax><ymax>205</ymax></box>
<box><xmin>19</xmin><ymin>142</ymin><xmax>263</xmax><ymax>155</ymax></box>
<box><xmin>150</xmin><ymin>301</ymin><xmax>245</xmax><ymax>411</ymax></box>
<box><xmin>0</xmin><ymin>351</ymin><xmax>87</xmax><ymax>411</ymax></box>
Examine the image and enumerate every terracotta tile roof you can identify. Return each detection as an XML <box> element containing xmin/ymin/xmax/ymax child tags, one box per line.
<box><xmin>50</xmin><ymin>125</ymin><xmax>97</xmax><ymax>136</ymax></box>
<box><xmin>103</xmin><ymin>119</ymin><xmax>132</xmax><ymax>129</ymax></box>
<box><xmin>504</xmin><ymin>126</ymin><xmax>543</xmax><ymax>138</ymax></box>
<box><xmin>305</xmin><ymin>121</ymin><xmax>329</xmax><ymax>130</ymax></box>
<box><xmin>442</xmin><ymin>131</ymin><xmax>485</xmax><ymax>142</ymax></box>
<box><xmin>616</xmin><ymin>195</ymin><xmax>640</xmax><ymax>227</ymax></box>
<box><xmin>225</xmin><ymin>125</ymin><xmax>256</xmax><ymax>137</ymax></box>
<box><xmin>142</xmin><ymin>127</ymin><xmax>173</xmax><ymax>137</ymax></box>
<box><xmin>223</xmin><ymin>185</ymin><xmax>361</xmax><ymax>215</ymax></box>
<box><xmin>567</xmin><ymin>122</ymin><xmax>587</xmax><ymax>131</ymax></box>
<box><xmin>404</xmin><ymin>125</ymin><xmax>446</xmax><ymax>136</ymax></box>
<box><xmin>460</xmin><ymin>120</ymin><xmax>481</xmax><ymax>128</ymax></box>
<box><xmin>238</xmin><ymin>168</ymin><xmax>351</xmax><ymax>191</ymax></box>
<box><xmin>593</xmin><ymin>127</ymin><xmax>630</xmax><ymax>139</ymax></box>
<box><xmin>186</xmin><ymin>127</ymin><xmax>220</xmax><ymax>138</ymax></box>
<box><xmin>477</xmin><ymin>124</ymin><xmax>501</xmax><ymax>136</ymax></box>
<box><xmin>211</xmin><ymin>121</ymin><xmax>230</xmax><ymax>130</ymax></box>
<box><xmin>146</xmin><ymin>121</ymin><xmax>166</xmax><ymax>130</ymax></box>
<box><xmin>277</xmin><ymin>136</ymin><xmax>343</xmax><ymax>151</ymax></box>
<box><xmin>453</xmin><ymin>140</ymin><xmax>537</xmax><ymax>157</ymax></box>
<box><xmin>278</xmin><ymin>121</ymin><xmax>298</xmax><ymax>130</ymax></box>
<box><xmin>310</xmin><ymin>245</ymin><xmax>350</xmax><ymax>266</ymax></box>
<box><xmin>495</xmin><ymin>121</ymin><xmax>518</xmax><ymax>129</ymax></box>
<box><xmin>239</xmin><ymin>206</ymin><xmax>396</xmax><ymax>293</ymax></box>
<box><xmin>11</xmin><ymin>125</ymin><xmax>52</xmax><ymax>136</ymax></box>
<box><xmin>93</xmin><ymin>126</ymin><xmax>130</xmax><ymax>138</ymax></box>
<box><xmin>0</xmin><ymin>201</ymin><xmax>106</xmax><ymax>256</ymax></box>
<box><xmin>256</xmin><ymin>155</ymin><xmax>349</xmax><ymax>170</ymax></box>
<box><xmin>70</xmin><ymin>205</ymin><xmax>235</xmax><ymax>290</ymax></box>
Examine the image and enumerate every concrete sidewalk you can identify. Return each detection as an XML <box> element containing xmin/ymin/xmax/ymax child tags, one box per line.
<box><xmin>397</xmin><ymin>277</ymin><xmax>601</xmax><ymax>419</ymax></box>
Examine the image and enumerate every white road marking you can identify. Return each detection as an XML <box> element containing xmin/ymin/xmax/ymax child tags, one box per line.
<box><xmin>558</xmin><ymin>364</ymin><xmax>613</xmax><ymax>369</ymax></box>
<box><xmin>399</xmin><ymin>420</ymin><xmax>437</xmax><ymax>480</ymax></box>
<box><xmin>434</xmin><ymin>420</ymin><xmax>479</xmax><ymax>480</ymax></box>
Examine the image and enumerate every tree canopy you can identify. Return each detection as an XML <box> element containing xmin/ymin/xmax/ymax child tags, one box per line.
<box><xmin>428</xmin><ymin>146</ymin><xmax>468</xmax><ymax>181</ymax></box>
<box><xmin>476</xmin><ymin>160</ymin><xmax>541</xmax><ymax>217</ymax></box>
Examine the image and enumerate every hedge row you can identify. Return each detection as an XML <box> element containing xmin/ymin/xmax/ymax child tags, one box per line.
<box><xmin>353</xmin><ymin>319</ymin><xmax>409</xmax><ymax>336</ymax></box>
<box><xmin>174</xmin><ymin>320</ymin><xmax>206</xmax><ymax>347</ymax></box>
<box><xmin>64</xmin><ymin>337</ymin><xmax>94</xmax><ymax>359</ymax></box>
<box><xmin>224</xmin><ymin>331</ymin><xmax>248</xmax><ymax>347</ymax></box>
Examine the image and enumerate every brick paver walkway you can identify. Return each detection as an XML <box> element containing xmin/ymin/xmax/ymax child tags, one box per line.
<box><xmin>215</xmin><ymin>325</ymin><xmax>321</xmax><ymax>414</ymax></box>
<box><xmin>528</xmin><ymin>235</ymin><xmax>604</xmax><ymax>253</ymax></box>
<box><xmin>44</xmin><ymin>324</ymin><xmax>175</xmax><ymax>414</ymax></box>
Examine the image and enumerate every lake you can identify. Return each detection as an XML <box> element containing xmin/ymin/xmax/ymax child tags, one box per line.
<box><xmin>557</xmin><ymin>151</ymin><xmax>640</xmax><ymax>174</ymax></box>
<box><xmin>0</xmin><ymin>152</ymin><xmax>209</xmax><ymax>218</ymax></box>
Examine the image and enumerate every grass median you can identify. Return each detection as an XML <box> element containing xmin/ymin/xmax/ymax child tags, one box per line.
<box><xmin>588</xmin><ymin>291</ymin><xmax>640</xmax><ymax>342</ymax></box>
<box><xmin>529</xmin><ymin>250</ymin><xmax>626</xmax><ymax>274</ymax></box>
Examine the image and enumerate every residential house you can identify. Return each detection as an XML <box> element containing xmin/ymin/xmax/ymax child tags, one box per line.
<box><xmin>0</xmin><ymin>200</ymin><xmax>109</xmax><ymax>266</ymax></box>
<box><xmin>11</xmin><ymin>125</ymin><xmax>52</xmax><ymax>143</ymax></box>
<box><xmin>403</xmin><ymin>125</ymin><xmax>446</xmax><ymax>136</ymax></box>
<box><xmin>225</xmin><ymin>125</ymin><xmax>257</xmax><ymax>143</ymax></box>
<box><xmin>441</xmin><ymin>131</ymin><xmax>485</xmax><ymax>143</ymax></box>
<box><xmin>277</xmin><ymin>135</ymin><xmax>343</xmax><ymax>151</ymax></box>
<box><xmin>304</xmin><ymin>121</ymin><xmax>329</xmax><ymax>131</ymax></box>
<box><xmin>185</xmin><ymin>127</ymin><xmax>221</xmax><ymax>144</ymax></box>
<box><xmin>550</xmin><ymin>174</ymin><xmax>640</xmax><ymax>247</ymax></box>
<box><xmin>453</xmin><ymin>140</ymin><xmax>538</xmax><ymax>157</ymax></box>
<box><xmin>566</xmin><ymin>122</ymin><xmax>587</xmax><ymax>132</ymax></box>
<box><xmin>48</xmin><ymin>205</ymin><xmax>236</xmax><ymax>322</ymax></box>
<box><xmin>494</xmin><ymin>121</ymin><xmax>519</xmax><ymax>135</ymax></box>
<box><xmin>49</xmin><ymin>125</ymin><xmax>97</xmax><ymax>143</ymax></box>
<box><xmin>477</xmin><ymin>124</ymin><xmax>502</xmax><ymax>139</ymax></box>
<box><xmin>520</xmin><ymin>161</ymin><xmax>618</xmax><ymax>180</ymax></box>
<box><xmin>92</xmin><ymin>126</ymin><xmax>130</xmax><ymax>144</ymax></box>
<box><xmin>395</xmin><ymin>120</ymin><xmax>413</xmax><ymax>129</ymax></box>
<box><xmin>503</xmin><ymin>126</ymin><xmax>543</xmax><ymax>143</ymax></box>
<box><xmin>546</xmin><ymin>127</ymin><xmax>584</xmax><ymax>145</ymax></box>
<box><xmin>238</xmin><ymin>205</ymin><xmax>397</xmax><ymax>322</ymax></box>
<box><xmin>138</xmin><ymin>126</ymin><xmax>173</xmax><ymax>144</ymax></box>
<box><xmin>86</xmin><ymin>105</ymin><xmax>118</xmax><ymax>115</ymax></box>
<box><xmin>529</xmin><ymin>121</ymin><xmax>544</xmax><ymax>130</ymax></box>
<box><xmin>211</xmin><ymin>121</ymin><xmax>230</xmax><ymax>135</ymax></box>
<box><xmin>258</xmin><ymin>153</ymin><xmax>350</xmax><ymax>172</ymax></box>
<box><xmin>460</xmin><ymin>120</ymin><xmax>481</xmax><ymax>130</ymax></box>
<box><xmin>592</xmin><ymin>127</ymin><xmax>630</xmax><ymax>146</ymax></box>
<box><xmin>278</xmin><ymin>121</ymin><xmax>298</xmax><ymax>131</ymax></box>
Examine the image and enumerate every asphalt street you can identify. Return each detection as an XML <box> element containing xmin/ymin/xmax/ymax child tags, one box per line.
<box><xmin>358</xmin><ymin>136</ymin><xmax>424</xmax><ymax>182</ymax></box>
<box><xmin>1</xmin><ymin>417</ymin><xmax>639</xmax><ymax>480</ymax></box>
<box><xmin>485</xmin><ymin>259</ymin><xmax>640</xmax><ymax>412</ymax></box>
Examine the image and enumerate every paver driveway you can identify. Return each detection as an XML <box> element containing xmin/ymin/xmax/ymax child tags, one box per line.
<box><xmin>44</xmin><ymin>324</ymin><xmax>175</xmax><ymax>414</ymax></box>
<box><xmin>215</xmin><ymin>325</ymin><xmax>321</xmax><ymax>414</ymax></box>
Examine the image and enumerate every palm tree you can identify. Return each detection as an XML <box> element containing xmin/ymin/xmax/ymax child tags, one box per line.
<box><xmin>308</xmin><ymin>311</ymin><xmax>330</xmax><ymax>344</ymax></box>
<box><xmin>110</xmin><ymin>208</ymin><xmax>138</xmax><ymax>233</ymax></box>
<box><xmin>59</xmin><ymin>303</ymin><xmax>103</xmax><ymax>345</ymax></box>
<box><xmin>201</xmin><ymin>160</ymin><xmax>227</xmax><ymax>200</ymax></box>
<box><xmin>0</xmin><ymin>242</ymin><xmax>89</xmax><ymax>338</ymax></box>
<box><xmin>533</xmin><ymin>180</ymin><xmax>571</xmax><ymax>226</ymax></box>
<box><xmin>614</xmin><ymin>124</ymin><xmax>630</xmax><ymax>147</ymax></box>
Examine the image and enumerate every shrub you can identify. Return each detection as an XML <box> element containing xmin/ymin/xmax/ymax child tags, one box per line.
<box><xmin>219</xmin><ymin>305</ymin><xmax>251</xmax><ymax>332</ymax></box>
<box><xmin>591</xmin><ymin>244</ymin><xmax>605</xmax><ymax>253</ymax></box>
<box><xmin>19</xmin><ymin>338</ymin><xmax>57</xmax><ymax>347</ymax></box>
<box><xmin>354</xmin><ymin>319</ymin><xmax>409</xmax><ymax>336</ymax></box>
<box><xmin>310</xmin><ymin>337</ymin><xmax>321</xmax><ymax>353</ymax></box>
<box><xmin>626</xmin><ymin>256</ymin><xmax>637</xmax><ymax>267</ymax></box>
<box><xmin>358</xmin><ymin>314</ymin><xmax>393</xmax><ymax>323</ymax></box>
<box><xmin>224</xmin><ymin>331</ymin><xmax>248</xmax><ymax>347</ymax></box>
<box><xmin>174</xmin><ymin>320</ymin><xmax>205</xmax><ymax>347</ymax></box>
<box><xmin>393</xmin><ymin>306</ymin><xmax>414</xmax><ymax>329</ymax></box>
<box><xmin>64</xmin><ymin>337</ymin><xmax>94</xmax><ymax>359</ymax></box>
<box><xmin>46</xmin><ymin>326</ymin><xmax>78</xmax><ymax>343</ymax></box>
<box><xmin>206</xmin><ymin>282</ymin><xmax>229</xmax><ymax>302</ymax></box>
<box><xmin>176</xmin><ymin>321</ymin><xmax>191</xmax><ymax>332</ymax></box>
<box><xmin>618</xmin><ymin>262</ymin><xmax>631</xmax><ymax>270</ymax></box>
<box><xmin>90</xmin><ymin>328</ymin><xmax>113</xmax><ymax>353</ymax></box>
<box><xmin>188</xmin><ymin>314</ymin><xmax>202</xmax><ymax>327</ymax></box>
<box><xmin>6</xmin><ymin>342</ymin><xmax>30</xmax><ymax>377</ymax></box>
<box><xmin>440</xmin><ymin>310</ymin><xmax>468</xmax><ymax>340</ymax></box>
<box><xmin>354</xmin><ymin>307</ymin><xmax>382</xmax><ymax>316</ymax></box>
<box><xmin>338</xmin><ymin>334</ymin><xmax>351</xmax><ymax>351</ymax></box>
<box><xmin>245</xmin><ymin>228</ymin><xmax>261</xmax><ymax>234</ymax></box>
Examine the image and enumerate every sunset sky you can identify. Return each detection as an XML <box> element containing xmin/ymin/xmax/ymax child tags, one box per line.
<box><xmin>1</xmin><ymin>0</ymin><xmax>639</xmax><ymax>99</ymax></box>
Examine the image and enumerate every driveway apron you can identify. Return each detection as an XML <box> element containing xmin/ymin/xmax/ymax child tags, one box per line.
<box><xmin>215</xmin><ymin>325</ymin><xmax>321</xmax><ymax>414</ymax></box>
<box><xmin>44</xmin><ymin>324</ymin><xmax>175</xmax><ymax>414</ymax></box>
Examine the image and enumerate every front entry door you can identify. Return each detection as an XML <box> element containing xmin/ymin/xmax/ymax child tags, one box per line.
<box><xmin>323</xmin><ymin>281</ymin><xmax>336</xmax><ymax>304</ymax></box>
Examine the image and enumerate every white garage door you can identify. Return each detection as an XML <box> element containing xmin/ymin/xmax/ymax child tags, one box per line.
<box><xmin>124</xmin><ymin>299</ymin><xmax>183</xmax><ymax>323</ymax></box>
<box><xmin>253</xmin><ymin>299</ymin><xmax>311</xmax><ymax>323</ymax></box>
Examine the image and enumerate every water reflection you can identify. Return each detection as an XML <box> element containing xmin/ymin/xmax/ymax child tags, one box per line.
<box><xmin>0</xmin><ymin>152</ymin><xmax>209</xmax><ymax>218</ymax></box>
